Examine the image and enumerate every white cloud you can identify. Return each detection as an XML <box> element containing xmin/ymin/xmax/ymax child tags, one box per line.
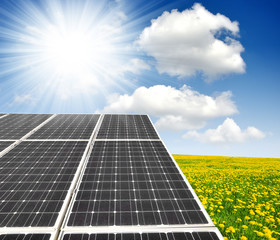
<box><xmin>184</xmin><ymin>118</ymin><xmax>265</xmax><ymax>144</ymax></box>
<box><xmin>99</xmin><ymin>85</ymin><xmax>238</xmax><ymax>131</ymax></box>
<box><xmin>122</xmin><ymin>58</ymin><xmax>151</xmax><ymax>74</ymax></box>
<box><xmin>137</xmin><ymin>3</ymin><xmax>245</xmax><ymax>79</ymax></box>
<box><xmin>13</xmin><ymin>94</ymin><xmax>33</xmax><ymax>104</ymax></box>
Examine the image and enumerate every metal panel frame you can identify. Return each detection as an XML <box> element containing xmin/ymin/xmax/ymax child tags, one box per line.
<box><xmin>0</xmin><ymin>114</ymin><xmax>9</xmax><ymax>119</ymax></box>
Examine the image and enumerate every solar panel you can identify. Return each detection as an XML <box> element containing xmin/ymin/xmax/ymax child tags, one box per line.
<box><xmin>0</xmin><ymin>141</ymin><xmax>14</xmax><ymax>152</ymax></box>
<box><xmin>0</xmin><ymin>114</ymin><xmax>51</xmax><ymax>139</ymax></box>
<box><xmin>66</xmin><ymin>141</ymin><xmax>209</xmax><ymax>227</ymax></box>
<box><xmin>0</xmin><ymin>234</ymin><xmax>51</xmax><ymax>240</ymax></box>
<box><xmin>62</xmin><ymin>232</ymin><xmax>220</xmax><ymax>240</ymax></box>
<box><xmin>0</xmin><ymin>113</ymin><xmax>222</xmax><ymax>240</ymax></box>
<box><xmin>97</xmin><ymin>115</ymin><xmax>159</xmax><ymax>139</ymax></box>
<box><xmin>29</xmin><ymin>114</ymin><xmax>100</xmax><ymax>139</ymax></box>
<box><xmin>0</xmin><ymin>140</ymin><xmax>88</xmax><ymax>227</ymax></box>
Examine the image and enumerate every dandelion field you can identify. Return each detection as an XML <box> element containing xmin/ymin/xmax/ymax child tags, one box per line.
<box><xmin>174</xmin><ymin>155</ymin><xmax>280</xmax><ymax>240</ymax></box>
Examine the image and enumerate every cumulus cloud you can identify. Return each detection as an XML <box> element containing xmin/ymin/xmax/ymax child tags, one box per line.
<box><xmin>122</xmin><ymin>58</ymin><xmax>151</xmax><ymax>74</ymax></box>
<box><xmin>184</xmin><ymin>118</ymin><xmax>265</xmax><ymax>144</ymax></box>
<box><xmin>99</xmin><ymin>85</ymin><xmax>238</xmax><ymax>131</ymax></box>
<box><xmin>137</xmin><ymin>3</ymin><xmax>245</xmax><ymax>79</ymax></box>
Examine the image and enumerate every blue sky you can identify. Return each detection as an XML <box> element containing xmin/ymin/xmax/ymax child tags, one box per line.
<box><xmin>0</xmin><ymin>0</ymin><xmax>279</xmax><ymax>157</ymax></box>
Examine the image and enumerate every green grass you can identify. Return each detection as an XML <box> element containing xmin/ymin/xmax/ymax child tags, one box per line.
<box><xmin>173</xmin><ymin>155</ymin><xmax>280</xmax><ymax>240</ymax></box>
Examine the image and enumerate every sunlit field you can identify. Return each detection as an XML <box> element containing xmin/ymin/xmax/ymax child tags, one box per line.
<box><xmin>174</xmin><ymin>155</ymin><xmax>280</xmax><ymax>240</ymax></box>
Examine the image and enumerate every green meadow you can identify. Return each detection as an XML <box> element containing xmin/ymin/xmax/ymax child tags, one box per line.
<box><xmin>174</xmin><ymin>155</ymin><xmax>280</xmax><ymax>240</ymax></box>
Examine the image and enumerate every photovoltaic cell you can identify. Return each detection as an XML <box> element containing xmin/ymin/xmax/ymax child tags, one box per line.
<box><xmin>0</xmin><ymin>141</ymin><xmax>14</xmax><ymax>152</ymax></box>
<box><xmin>29</xmin><ymin>114</ymin><xmax>100</xmax><ymax>139</ymax></box>
<box><xmin>0</xmin><ymin>114</ymin><xmax>51</xmax><ymax>139</ymax></box>
<box><xmin>97</xmin><ymin>115</ymin><xmax>159</xmax><ymax>139</ymax></box>
<box><xmin>0</xmin><ymin>141</ymin><xmax>88</xmax><ymax>227</ymax></box>
<box><xmin>0</xmin><ymin>234</ymin><xmax>51</xmax><ymax>240</ymax></box>
<box><xmin>67</xmin><ymin>141</ymin><xmax>207</xmax><ymax>226</ymax></box>
<box><xmin>62</xmin><ymin>232</ymin><xmax>219</xmax><ymax>240</ymax></box>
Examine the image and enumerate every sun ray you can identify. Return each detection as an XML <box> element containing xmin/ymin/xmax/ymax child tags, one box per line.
<box><xmin>0</xmin><ymin>0</ymin><xmax>177</xmax><ymax>112</ymax></box>
<box><xmin>0</xmin><ymin>0</ymin><xmax>135</xmax><ymax>101</ymax></box>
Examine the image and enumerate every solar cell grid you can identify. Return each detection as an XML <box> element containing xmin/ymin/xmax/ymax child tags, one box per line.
<box><xmin>0</xmin><ymin>140</ymin><xmax>88</xmax><ymax>227</ymax></box>
<box><xmin>0</xmin><ymin>141</ymin><xmax>14</xmax><ymax>152</ymax></box>
<box><xmin>0</xmin><ymin>234</ymin><xmax>51</xmax><ymax>240</ymax></box>
<box><xmin>0</xmin><ymin>114</ymin><xmax>51</xmax><ymax>139</ymax></box>
<box><xmin>67</xmin><ymin>141</ymin><xmax>208</xmax><ymax>227</ymax></box>
<box><xmin>0</xmin><ymin>113</ymin><xmax>221</xmax><ymax>239</ymax></box>
<box><xmin>29</xmin><ymin>114</ymin><xmax>100</xmax><ymax>139</ymax></box>
<box><xmin>97</xmin><ymin>115</ymin><xmax>159</xmax><ymax>139</ymax></box>
<box><xmin>62</xmin><ymin>232</ymin><xmax>219</xmax><ymax>240</ymax></box>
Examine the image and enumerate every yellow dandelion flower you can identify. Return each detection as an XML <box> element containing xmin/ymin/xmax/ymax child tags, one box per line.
<box><xmin>225</xmin><ymin>226</ymin><xmax>235</xmax><ymax>233</ymax></box>
<box><xmin>249</xmin><ymin>210</ymin><xmax>255</xmax><ymax>215</ymax></box>
<box><xmin>242</xmin><ymin>225</ymin><xmax>248</xmax><ymax>230</ymax></box>
<box><xmin>254</xmin><ymin>231</ymin><xmax>264</xmax><ymax>237</ymax></box>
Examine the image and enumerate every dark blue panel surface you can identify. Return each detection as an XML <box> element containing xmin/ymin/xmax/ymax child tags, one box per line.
<box><xmin>0</xmin><ymin>141</ymin><xmax>14</xmax><ymax>152</ymax></box>
<box><xmin>67</xmin><ymin>141</ymin><xmax>207</xmax><ymax>226</ymax></box>
<box><xmin>29</xmin><ymin>114</ymin><xmax>100</xmax><ymax>139</ymax></box>
<box><xmin>0</xmin><ymin>141</ymin><xmax>87</xmax><ymax>227</ymax></box>
<box><xmin>0</xmin><ymin>114</ymin><xmax>51</xmax><ymax>139</ymax></box>
<box><xmin>0</xmin><ymin>234</ymin><xmax>51</xmax><ymax>240</ymax></box>
<box><xmin>62</xmin><ymin>232</ymin><xmax>219</xmax><ymax>240</ymax></box>
<box><xmin>97</xmin><ymin>115</ymin><xmax>159</xmax><ymax>139</ymax></box>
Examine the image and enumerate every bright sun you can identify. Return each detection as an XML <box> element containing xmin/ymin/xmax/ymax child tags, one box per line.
<box><xmin>43</xmin><ymin>27</ymin><xmax>97</xmax><ymax>75</ymax></box>
<box><xmin>4</xmin><ymin>0</ymin><xmax>131</xmax><ymax>100</ymax></box>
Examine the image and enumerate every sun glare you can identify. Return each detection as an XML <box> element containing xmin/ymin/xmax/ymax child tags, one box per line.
<box><xmin>44</xmin><ymin>28</ymin><xmax>93</xmax><ymax>75</ymax></box>
<box><xmin>11</xmin><ymin>0</ymin><xmax>132</xmax><ymax>98</ymax></box>
<box><xmin>0</xmin><ymin>0</ymin><xmax>139</xmax><ymax>102</ymax></box>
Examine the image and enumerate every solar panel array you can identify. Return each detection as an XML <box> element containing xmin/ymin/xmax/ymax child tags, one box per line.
<box><xmin>0</xmin><ymin>114</ymin><xmax>222</xmax><ymax>240</ymax></box>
